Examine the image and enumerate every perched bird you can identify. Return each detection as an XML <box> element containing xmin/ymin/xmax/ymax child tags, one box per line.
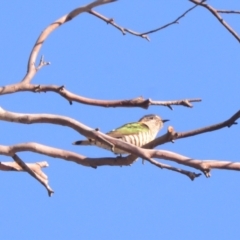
<box><xmin>72</xmin><ymin>114</ymin><xmax>169</xmax><ymax>154</ymax></box>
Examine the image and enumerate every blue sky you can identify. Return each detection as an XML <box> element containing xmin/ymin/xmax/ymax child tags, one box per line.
<box><xmin>0</xmin><ymin>1</ymin><xmax>240</xmax><ymax>239</ymax></box>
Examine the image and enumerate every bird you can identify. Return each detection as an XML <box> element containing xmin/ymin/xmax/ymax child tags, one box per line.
<box><xmin>72</xmin><ymin>114</ymin><xmax>169</xmax><ymax>154</ymax></box>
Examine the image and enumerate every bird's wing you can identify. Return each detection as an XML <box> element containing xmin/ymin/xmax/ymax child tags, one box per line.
<box><xmin>107</xmin><ymin>122</ymin><xmax>149</xmax><ymax>138</ymax></box>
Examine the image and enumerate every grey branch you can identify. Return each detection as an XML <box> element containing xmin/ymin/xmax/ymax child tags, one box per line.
<box><xmin>89</xmin><ymin>4</ymin><xmax>199</xmax><ymax>40</ymax></box>
<box><xmin>189</xmin><ymin>0</ymin><xmax>240</xmax><ymax>43</ymax></box>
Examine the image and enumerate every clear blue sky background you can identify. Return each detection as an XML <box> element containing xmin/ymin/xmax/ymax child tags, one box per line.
<box><xmin>0</xmin><ymin>1</ymin><xmax>240</xmax><ymax>239</ymax></box>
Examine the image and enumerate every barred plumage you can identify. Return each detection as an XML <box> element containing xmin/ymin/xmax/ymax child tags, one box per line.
<box><xmin>121</xmin><ymin>130</ymin><xmax>152</xmax><ymax>147</ymax></box>
<box><xmin>73</xmin><ymin>114</ymin><xmax>169</xmax><ymax>154</ymax></box>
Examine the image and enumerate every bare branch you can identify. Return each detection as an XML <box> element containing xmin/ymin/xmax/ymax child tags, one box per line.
<box><xmin>147</xmin><ymin>158</ymin><xmax>201</xmax><ymax>180</ymax></box>
<box><xmin>0</xmin><ymin>141</ymin><xmax>239</xmax><ymax>182</ymax></box>
<box><xmin>89</xmin><ymin>10</ymin><xmax>149</xmax><ymax>41</ymax></box>
<box><xmin>217</xmin><ymin>10</ymin><xmax>240</xmax><ymax>14</ymax></box>
<box><xmin>0</xmin><ymin>1</ymin><xmax>200</xmax><ymax>112</ymax></box>
<box><xmin>189</xmin><ymin>0</ymin><xmax>240</xmax><ymax>43</ymax></box>
<box><xmin>12</xmin><ymin>154</ymin><xmax>54</xmax><ymax>196</ymax></box>
<box><xmin>1</xmin><ymin>142</ymin><xmax>194</xmax><ymax>178</ymax></box>
<box><xmin>127</xmin><ymin>149</ymin><xmax>240</xmax><ymax>178</ymax></box>
<box><xmin>89</xmin><ymin>4</ymin><xmax>198</xmax><ymax>41</ymax></box>
<box><xmin>143</xmin><ymin>110</ymin><xmax>240</xmax><ymax>147</ymax></box>
<box><xmin>175</xmin><ymin>110</ymin><xmax>240</xmax><ymax>139</ymax></box>
<box><xmin>149</xmin><ymin>98</ymin><xmax>201</xmax><ymax>109</ymax></box>
<box><xmin>21</xmin><ymin>0</ymin><xmax>116</xmax><ymax>84</ymax></box>
<box><xmin>0</xmin><ymin>142</ymin><xmax>194</xmax><ymax>182</ymax></box>
<box><xmin>0</xmin><ymin>159</ymin><xmax>53</xmax><ymax>195</ymax></box>
<box><xmin>0</xmin><ymin>83</ymin><xmax>201</xmax><ymax>109</ymax></box>
<box><xmin>140</xmin><ymin>4</ymin><xmax>199</xmax><ymax>36</ymax></box>
<box><xmin>151</xmin><ymin>150</ymin><xmax>240</xmax><ymax>177</ymax></box>
<box><xmin>0</xmin><ymin>160</ymin><xmax>48</xmax><ymax>172</ymax></box>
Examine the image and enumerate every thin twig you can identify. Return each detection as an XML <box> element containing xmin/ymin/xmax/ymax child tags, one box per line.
<box><xmin>141</xmin><ymin>4</ymin><xmax>199</xmax><ymax>35</ymax></box>
<box><xmin>217</xmin><ymin>10</ymin><xmax>240</xmax><ymax>14</ymax></box>
<box><xmin>89</xmin><ymin>4</ymin><xmax>198</xmax><ymax>41</ymax></box>
<box><xmin>147</xmin><ymin>158</ymin><xmax>201</xmax><ymax>180</ymax></box>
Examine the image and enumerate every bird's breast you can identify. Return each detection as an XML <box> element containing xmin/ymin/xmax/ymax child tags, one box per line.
<box><xmin>120</xmin><ymin>130</ymin><xmax>154</xmax><ymax>147</ymax></box>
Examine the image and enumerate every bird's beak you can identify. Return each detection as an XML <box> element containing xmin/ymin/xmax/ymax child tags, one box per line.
<box><xmin>162</xmin><ymin>119</ymin><xmax>169</xmax><ymax>123</ymax></box>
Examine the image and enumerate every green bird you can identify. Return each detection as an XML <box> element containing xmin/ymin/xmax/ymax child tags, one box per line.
<box><xmin>72</xmin><ymin>114</ymin><xmax>169</xmax><ymax>154</ymax></box>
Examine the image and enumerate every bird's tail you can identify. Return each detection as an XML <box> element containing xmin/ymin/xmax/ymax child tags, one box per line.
<box><xmin>72</xmin><ymin>140</ymin><xmax>93</xmax><ymax>146</ymax></box>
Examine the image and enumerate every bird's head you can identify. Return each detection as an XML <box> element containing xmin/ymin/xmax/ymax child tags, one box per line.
<box><xmin>138</xmin><ymin>114</ymin><xmax>169</xmax><ymax>131</ymax></box>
